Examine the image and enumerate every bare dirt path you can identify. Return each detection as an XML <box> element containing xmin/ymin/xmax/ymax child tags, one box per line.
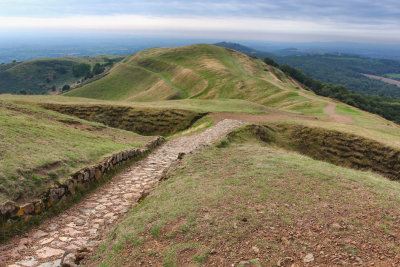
<box><xmin>264</xmin><ymin>73</ymin><xmax>353</xmax><ymax>124</ymax></box>
<box><xmin>1</xmin><ymin>119</ymin><xmax>244</xmax><ymax>267</ymax></box>
<box><xmin>363</xmin><ymin>73</ymin><xmax>400</xmax><ymax>87</ymax></box>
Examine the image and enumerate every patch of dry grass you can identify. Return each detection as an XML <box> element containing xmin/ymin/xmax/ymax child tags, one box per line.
<box><xmin>91</xmin><ymin>140</ymin><xmax>400</xmax><ymax>266</ymax></box>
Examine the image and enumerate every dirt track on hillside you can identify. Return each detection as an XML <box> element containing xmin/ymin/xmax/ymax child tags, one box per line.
<box><xmin>265</xmin><ymin>71</ymin><xmax>353</xmax><ymax>124</ymax></box>
<box><xmin>211</xmin><ymin>110</ymin><xmax>320</xmax><ymax>124</ymax></box>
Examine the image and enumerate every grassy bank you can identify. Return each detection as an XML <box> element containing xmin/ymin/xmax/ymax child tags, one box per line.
<box><xmin>0</xmin><ymin>101</ymin><xmax>151</xmax><ymax>203</ymax></box>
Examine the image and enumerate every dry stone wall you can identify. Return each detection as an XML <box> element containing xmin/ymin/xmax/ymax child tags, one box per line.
<box><xmin>0</xmin><ymin>136</ymin><xmax>164</xmax><ymax>226</ymax></box>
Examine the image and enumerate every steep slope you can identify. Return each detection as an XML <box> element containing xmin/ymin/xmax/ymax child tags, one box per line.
<box><xmin>0</xmin><ymin>56</ymin><xmax>123</xmax><ymax>95</ymax></box>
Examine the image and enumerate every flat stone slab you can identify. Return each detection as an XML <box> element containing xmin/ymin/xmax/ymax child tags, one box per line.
<box><xmin>38</xmin><ymin>259</ymin><xmax>62</xmax><ymax>267</ymax></box>
<box><xmin>15</xmin><ymin>257</ymin><xmax>38</xmax><ymax>266</ymax></box>
<box><xmin>36</xmin><ymin>247</ymin><xmax>64</xmax><ymax>258</ymax></box>
<box><xmin>33</xmin><ymin>230</ymin><xmax>48</xmax><ymax>239</ymax></box>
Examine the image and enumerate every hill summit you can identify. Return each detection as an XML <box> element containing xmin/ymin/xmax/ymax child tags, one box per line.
<box><xmin>66</xmin><ymin>44</ymin><xmax>332</xmax><ymax>117</ymax></box>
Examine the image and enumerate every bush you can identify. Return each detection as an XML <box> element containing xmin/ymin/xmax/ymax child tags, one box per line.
<box><xmin>72</xmin><ymin>63</ymin><xmax>91</xmax><ymax>77</ymax></box>
<box><xmin>264</xmin><ymin>57</ymin><xmax>280</xmax><ymax>68</ymax></box>
<box><xmin>62</xmin><ymin>85</ymin><xmax>70</xmax><ymax>92</ymax></box>
<box><xmin>93</xmin><ymin>63</ymin><xmax>105</xmax><ymax>75</ymax></box>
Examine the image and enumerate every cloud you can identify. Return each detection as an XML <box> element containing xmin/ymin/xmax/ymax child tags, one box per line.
<box><xmin>0</xmin><ymin>1</ymin><xmax>399</xmax><ymax>43</ymax></box>
<box><xmin>1</xmin><ymin>14</ymin><xmax>399</xmax><ymax>43</ymax></box>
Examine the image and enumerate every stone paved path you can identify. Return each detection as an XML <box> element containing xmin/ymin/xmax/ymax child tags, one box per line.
<box><xmin>1</xmin><ymin>119</ymin><xmax>244</xmax><ymax>267</ymax></box>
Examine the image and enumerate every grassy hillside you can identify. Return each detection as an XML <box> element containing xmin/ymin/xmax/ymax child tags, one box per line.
<box><xmin>91</xmin><ymin>135</ymin><xmax>400</xmax><ymax>266</ymax></box>
<box><xmin>0</xmin><ymin>55</ymin><xmax>123</xmax><ymax>95</ymax></box>
<box><xmin>66</xmin><ymin>44</ymin><xmax>318</xmax><ymax>113</ymax></box>
<box><xmin>4</xmin><ymin>44</ymin><xmax>400</xmax><ymax>151</ymax></box>
<box><xmin>215</xmin><ymin>42</ymin><xmax>400</xmax><ymax>97</ymax></box>
<box><xmin>0</xmin><ymin>101</ymin><xmax>150</xmax><ymax>203</ymax></box>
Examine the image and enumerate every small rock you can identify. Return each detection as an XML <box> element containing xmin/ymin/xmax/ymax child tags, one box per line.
<box><xmin>66</xmin><ymin>244</ymin><xmax>80</xmax><ymax>250</ymax></box>
<box><xmin>75</xmin><ymin>219</ymin><xmax>85</xmax><ymax>226</ymax></box>
<box><xmin>10</xmin><ymin>244</ymin><xmax>27</xmax><ymax>257</ymax></box>
<box><xmin>33</xmin><ymin>230</ymin><xmax>48</xmax><ymax>239</ymax></box>
<box><xmin>63</xmin><ymin>227</ymin><xmax>83</xmax><ymax>236</ymax></box>
<box><xmin>62</xmin><ymin>252</ymin><xmax>78</xmax><ymax>267</ymax></box>
<box><xmin>355</xmin><ymin>257</ymin><xmax>364</xmax><ymax>265</ymax></box>
<box><xmin>21</xmin><ymin>203</ymin><xmax>35</xmax><ymax>214</ymax></box>
<box><xmin>16</xmin><ymin>256</ymin><xmax>38</xmax><ymax>267</ymax></box>
<box><xmin>39</xmin><ymin>238</ymin><xmax>54</xmax><ymax>245</ymax></box>
<box><xmin>59</xmin><ymin>236</ymin><xmax>73</xmax><ymax>242</ymax></box>
<box><xmin>303</xmin><ymin>253</ymin><xmax>314</xmax><ymax>263</ymax></box>
<box><xmin>88</xmin><ymin>228</ymin><xmax>98</xmax><ymax>235</ymax></box>
<box><xmin>0</xmin><ymin>200</ymin><xmax>17</xmax><ymax>215</ymax></box>
<box><xmin>36</xmin><ymin>247</ymin><xmax>64</xmax><ymax>259</ymax></box>
<box><xmin>237</xmin><ymin>259</ymin><xmax>261</xmax><ymax>266</ymax></box>
<box><xmin>38</xmin><ymin>259</ymin><xmax>62</xmax><ymax>267</ymax></box>
<box><xmin>276</xmin><ymin>257</ymin><xmax>293</xmax><ymax>266</ymax></box>
<box><xmin>48</xmin><ymin>223</ymin><xmax>58</xmax><ymax>231</ymax></box>
<box><xmin>252</xmin><ymin>246</ymin><xmax>260</xmax><ymax>254</ymax></box>
<box><xmin>19</xmin><ymin>238</ymin><xmax>31</xmax><ymax>246</ymax></box>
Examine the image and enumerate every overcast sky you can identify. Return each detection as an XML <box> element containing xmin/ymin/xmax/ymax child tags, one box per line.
<box><xmin>1</xmin><ymin>0</ymin><xmax>399</xmax><ymax>43</ymax></box>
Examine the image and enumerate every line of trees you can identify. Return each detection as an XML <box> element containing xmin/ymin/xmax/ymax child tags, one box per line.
<box><xmin>264</xmin><ymin>57</ymin><xmax>400</xmax><ymax>124</ymax></box>
<box><xmin>72</xmin><ymin>63</ymin><xmax>107</xmax><ymax>79</ymax></box>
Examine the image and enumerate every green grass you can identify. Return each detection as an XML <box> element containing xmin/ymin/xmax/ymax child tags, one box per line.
<box><xmin>0</xmin><ymin>101</ymin><xmax>150</xmax><ymax>203</ymax></box>
<box><xmin>0</xmin><ymin>95</ymin><xmax>268</xmax><ymax>114</ymax></box>
<box><xmin>91</xmin><ymin>139</ymin><xmax>400</xmax><ymax>266</ymax></box>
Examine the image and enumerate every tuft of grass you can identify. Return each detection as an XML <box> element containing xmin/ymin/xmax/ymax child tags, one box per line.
<box><xmin>151</xmin><ymin>224</ymin><xmax>162</xmax><ymax>238</ymax></box>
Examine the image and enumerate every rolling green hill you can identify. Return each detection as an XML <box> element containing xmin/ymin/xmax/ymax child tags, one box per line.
<box><xmin>0</xmin><ymin>56</ymin><xmax>123</xmax><ymax>95</ymax></box>
<box><xmin>65</xmin><ymin>44</ymin><xmax>330</xmax><ymax>117</ymax></box>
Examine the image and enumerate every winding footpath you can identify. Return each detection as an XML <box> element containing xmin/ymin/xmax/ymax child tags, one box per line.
<box><xmin>265</xmin><ymin>74</ymin><xmax>353</xmax><ymax>124</ymax></box>
<box><xmin>1</xmin><ymin>119</ymin><xmax>244</xmax><ymax>267</ymax></box>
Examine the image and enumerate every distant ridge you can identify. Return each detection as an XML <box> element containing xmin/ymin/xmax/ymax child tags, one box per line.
<box><xmin>214</xmin><ymin>41</ymin><xmax>273</xmax><ymax>59</ymax></box>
